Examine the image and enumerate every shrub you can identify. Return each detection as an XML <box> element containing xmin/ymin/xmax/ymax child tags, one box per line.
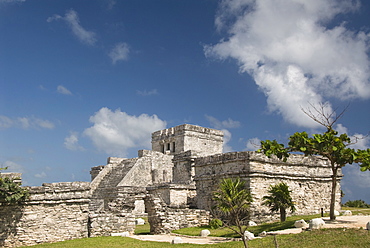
<box><xmin>210</xmin><ymin>218</ymin><xmax>223</xmax><ymax>229</ymax></box>
<box><xmin>343</xmin><ymin>199</ymin><xmax>370</xmax><ymax>208</ymax></box>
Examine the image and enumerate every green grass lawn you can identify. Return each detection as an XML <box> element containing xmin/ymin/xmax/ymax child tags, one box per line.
<box><xmin>25</xmin><ymin>228</ymin><xmax>370</xmax><ymax>248</ymax></box>
<box><xmin>172</xmin><ymin>213</ymin><xmax>324</xmax><ymax>237</ymax></box>
<box><xmin>342</xmin><ymin>207</ymin><xmax>370</xmax><ymax>215</ymax></box>
<box><xmin>134</xmin><ymin>217</ymin><xmax>150</xmax><ymax>235</ymax></box>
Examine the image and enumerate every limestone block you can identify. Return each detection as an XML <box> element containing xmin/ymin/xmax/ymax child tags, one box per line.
<box><xmin>294</xmin><ymin>219</ymin><xmax>309</xmax><ymax>228</ymax></box>
<box><xmin>135</xmin><ymin>218</ymin><xmax>145</xmax><ymax>225</ymax></box>
<box><xmin>258</xmin><ymin>231</ymin><xmax>267</xmax><ymax>237</ymax></box>
<box><xmin>200</xmin><ymin>229</ymin><xmax>210</xmax><ymax>237</ymax></box>
<box><xmin>111</xmin><ymin>232</ymin><xmax>129</xmax><ymax>237</ymax></box>
<box><xmin>366</xmin><ymin>221</ymin><xmax>370</xmax><ymax>230</ymax></box>
<box><xmin>342</xmin><ymin>210</ymin><xmax>352</xmax><ymax>216</ymax></box>
<box><xmin>172</xmin><ymin>237</ymin><xmax>183</xmax><ymax>244</ymax></box>
<box><xmin>248</xmin><ymin>221</ymin><xmax>257</xmax><ymax>226</ymax></box>
<box><xmin>334</xmin><ymin>210</ymin><xmax>340</xmax><ymax>216</ymax></box>
<box><xmin>309</xmin><ymin>218</ymin><xmax>325</xmax><ymax>229</ymax></box>
<box><xmin>244</xmin><ymin>231</ymin><xmax>255</xmax><ymax>240</ymax></box>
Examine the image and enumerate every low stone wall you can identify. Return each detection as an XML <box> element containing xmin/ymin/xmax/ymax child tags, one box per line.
<box><xmin>194</xmin><ymin>151</ymin><xmax>341</xmax><ymax>222</ymax></box>
<box><xmin>145</xmin><ymin>190</ymin><xmax>209</xmax><ymax>234</ymax></box>
<box><xmin>0</xmin><ymin>182</ymin><xmax>90</xmax><ymax>247</ymax></box>
<box><xmin>88</xmin><ymin>212</ymin><xmax>135</xmax><ymax>237</ymax></box>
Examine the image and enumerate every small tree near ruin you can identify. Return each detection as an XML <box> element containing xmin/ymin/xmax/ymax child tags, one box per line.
<box><xmin>263</xmin><ymin>182</ymin><xmax>296</xmax><ymax>222</ymax></box>
<box><xmin>212</xmin><ymin>177</ymin><xmax>253</xmax><ymax>248</ymax></box>
<box><xmin>258</xmin><ymin>103</ymin><xmax>370</xmax><ymax>221</ymax></box>
<box><xmin>0</xmin><ymin>167</ymin><xmax>29</xmax><ymax>205</ymax></box>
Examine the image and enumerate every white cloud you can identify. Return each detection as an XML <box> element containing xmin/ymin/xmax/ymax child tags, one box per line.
<box><xmin>2</xmin><ymin>161</ymin><xmax>25</xmax><ymax>173</ymax></box>
<box><xmin>57</xmin><ymin>85</ymin><xmax>72</xmax><ymax>95</ymax></box>
<box><xmin>206</xmin><ymin>0</ymin><xmax>370</xmax><ymax>128</ymax></box>
<box><xmin>222</xmin><ymin>129</ymin><xmax>233</xmax><ymax>153</ymax></box>
<box><xmin>83</xmin><ymin>107</ymin><xmax>167</xmax><ymax>157</ymax></box>
<box><xmin>206</xmin><ymin>115</ymin><xmax>240</xmax><ymax>152</ymax></box>
<box><xmin>34</xmin><ymin>171</ymin><xmax>47</xmax><ymax>178</ymax></box>
<box><xmin>109</xmin><ymin>42</ymin><xmax>130</xmax><ymax>64</ymax></box>
<box><xmin>336</xmin><ymin>123</ymin><xmax>369</xmax><ymax>150</ymax></box>
<box><xmin>64</xmin><ymin>132</ymin><xmax>85</xmax><ymax>151</ymax></box>
<box><xmin>246</xmin><ymin>137</ymin><xmax>261</xmax><ymax>151</ymax></box>
<box><xmin>0</xmin><ymin>115</ymin><xmax>54</xmax><ymax>130</ymax></box>
<box><xmin>137</xmin><ymin>89</ymin><xmax>158</xmax><ymax>96</ymax></box>
<box><xmin>205</xmin><ymin>115</ymin><xmax>240</xmax><ymax>129</ymax></box>
<box><xmin>349</xmin><ymin>133</ymin><xmax>370</xmax><ymax>150</ymax></box>
<box><xmin>34</xmin><ymin>118</ymin><xmax>54</xmax><ymax>129</ymax></box>
<box><xmin>47</xmin><ymin>9</ymin><xmax>97</xmax><ymax>46</ymax></box>
<box><xmin>343</xmin><ymin>163</ymin><xmax>370</xmax><ymax>189</ymax></box>
<box><xmin>0</xmin><ymin>115</ymin><xmax>13</xmax><ymax>129</ymax></box>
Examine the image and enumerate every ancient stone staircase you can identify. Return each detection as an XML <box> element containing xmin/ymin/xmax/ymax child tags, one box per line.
<box><xmin>89</xmin><ymin>158</ymin><xmax>139</xmax><ymax>212</ymax></box>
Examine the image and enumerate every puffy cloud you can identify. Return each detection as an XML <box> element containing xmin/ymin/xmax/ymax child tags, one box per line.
<box><xmin>0</xmin><ymin>115</ymin><xmax>54</xmax><ymax>130</ymax></box>
<box><xmin>222</xmin><ymin>129</ymin><xmax>233</xmax><ymax>153</ymax></box>
<box><xmin>336</xmin><ymin>123</ymin><xmax>369</xmax><ymax>150</ymax></box>
<box><xmin>246</xmin><ymin>137</ymin><xmax>261</xmax><ymax>151</ymax></box>
<box><xmin>2</xmin><ymin>161</ymin><xmax>25</xmax><ymax>173</ymax></box>
<box><xmin>109</xmin><ymin>42</ymin><xmax>130</xmax><ymax>64</ymax></box>
<box><xmin>64</xmin><ymin>132</ymin><xmax>85</xmax><ymax>151</ymax></box>
<box><xmin>47</xmin><ymin>9</ymin><xmax>97</xmax><ymax>46</ymax></box>
<box><xmin>83</xmin><ymin>107</ymin><xmax>166</xmax><ymax>157</ymax></box>
<box><xmin>205</xmin><ymin>115</ymin><xmax>240</xmax><ymax>130</ymax></box>
<box><xmin>0</xmin><ymin>115</ymin><xmax>13</xmax><ymax>129</ymax></box>
<box><xmin>206</xmin><ymin>115</ymin><xmax>240</xmax><ymax>152</ymax></box>
<box><xmin>57</xmin><ymin>85</ymin><xmax>72</xmax><ymax>95</ymax></box>
<box><xmin>34</xmin><ymin>171</ymin><xmax>47</xmax><ymax>178</ymax></box>
<box><xmin>342</xmin><ymin>164</ymin><xmax>370</xmax><ymax>190</ymax></box>
<box><xmin>206</xmin><ymin>0</ymin><xmax>370</xmax><ymax>128</ymax></box>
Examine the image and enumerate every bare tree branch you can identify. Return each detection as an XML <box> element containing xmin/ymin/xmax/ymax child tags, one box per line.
<box><xmin>300</xmin><ymin>102</ymin><xmax>349</xmax><ymax>130</ymax></box>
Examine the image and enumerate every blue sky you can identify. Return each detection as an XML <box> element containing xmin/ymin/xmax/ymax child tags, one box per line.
<box><xmin>0</xmin><ymin>0</ymin><xmax>369</xmax><ymax>203</ymax></box>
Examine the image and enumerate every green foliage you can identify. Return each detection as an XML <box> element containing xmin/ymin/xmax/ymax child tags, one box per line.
<box><xmin>258</xmin><ymin>126</ymin><xmax>370</xmax><ymax>220</ymax></box>
<box><xmin>262</xmin><ymin>182</ymin><xmax>296</xmax><ymax>222</ymax></box>
<box><xmin>212</xmin><ymin>178</ymin><xmax>253</xmax><ymax>226</ymax></box>
<box><xmin>0</xmin><ymin>167</ymin><xmax>29</xmax><ymax>205</ymax></box>
<box><xmin>343</xmin><ymin>199</ymin><xmax>370</xmax><ymax>208</ymax></box>
<box><xmin>212</xmin><ymin>177</ymin><xmax>253</xmax><ymax>248</ymax></box>
<box><xmin>209</xmin><ymin>218</ymin><xmax>223</xmax><ymax>229</ymax></box>
<box><xmin>259</xmin><ymin>129</ymin><xmax>370</xmax><ymax>170</ymax></box>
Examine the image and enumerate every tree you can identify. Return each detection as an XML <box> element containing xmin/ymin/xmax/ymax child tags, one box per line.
<box><xmin>212</xmin><ymin>177</ymin><xmax>253</xmax><ymax>248</ymax></box>
<box><xmin>258</xmin><ymin>103</ymin><xmax>370</xmax><ymax>220</ymax></box>
<box><xmin>343</xmin><ymin>199</ymin><xmax>370</xmax><ymax>208</ymax></box>
<box><xmin>0</xmin><ymin>167</ymin><xmax>29</xmax><ymax>205</ymax></box>
<box><xmin>263</xmin><ymin>182</ymin><xmax>296</xmax><ymax>222</ymax></box>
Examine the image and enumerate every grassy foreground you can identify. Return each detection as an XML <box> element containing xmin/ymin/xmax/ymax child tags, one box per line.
<box><xmin>25</xmin><ymin>229</ymin><xmax>370</xmax><ymax>248</ymax></box>
<box><xmin>24</xmin><ymin>208</ymin><xmax>370</xmax><ymax>248</ymax></box>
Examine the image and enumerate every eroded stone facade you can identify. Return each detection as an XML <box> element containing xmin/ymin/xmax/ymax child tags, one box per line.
<box><xmin>0</xmin><ymin>124</ymin><xmax>342</xmax><ymax>245</ymax></box>
<box><xmin>0</xmin><ymin>182</ymin><xmax>90</xmax><ymax>247</ymax></box>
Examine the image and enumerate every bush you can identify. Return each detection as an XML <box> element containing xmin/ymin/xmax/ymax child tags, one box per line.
<box><xmin>343</xmin><ymin>199</ymin><xmax>370</xmax><ymax>208</ymax></box>
<box><xmin>210</xmin><ymin>218</ymin><xmax>223</xmax><ymax>229</ymax></box>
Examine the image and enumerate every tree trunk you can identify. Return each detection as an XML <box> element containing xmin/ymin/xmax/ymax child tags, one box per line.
<box><xmin>241</xmin><ymin>234</ymin><xmax>249</xmax><ymax>248</ymax></box>
<box><xmin>329</xmin><ymin>168</ymin><xmax>338</xmax><ymax>221</ymax></box>
<box><xmin>280</xmin><ymin>207</ymin><xmax>286</xmax><ymax>222</ymax></box>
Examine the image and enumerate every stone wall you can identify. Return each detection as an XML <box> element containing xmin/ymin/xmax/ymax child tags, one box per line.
<box><xmin>145</xmin><ymin>190</ymin><xmax>209</xmax><ymax>234</ymax></box>
<box><xmin>146</xmin><ymin>183</ymin><xmax>196</xmax><ymax>208</ymax></box>
<box><xmin>151</xmin><ymin>124</ymin><xmax>224</xmax><ymax>156</ymax></box>
<box><xmin>194</xmin><ymin>151</ymin><xmax>341</xmax><ymax>222</ymax></box>
<box><xmin>172</xmin><ymin>151</ymin><xmax>197</xmax><ymax>184</ymax></box>
<box><xmin>88</xmin><ymin>185</ymin><xmax>146</xmax><ymax>237</ymax></box>
<box><xmin>0</xmin><ymin>182</ymin><xmax>90</xmax><ymax>247</ymax></box>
